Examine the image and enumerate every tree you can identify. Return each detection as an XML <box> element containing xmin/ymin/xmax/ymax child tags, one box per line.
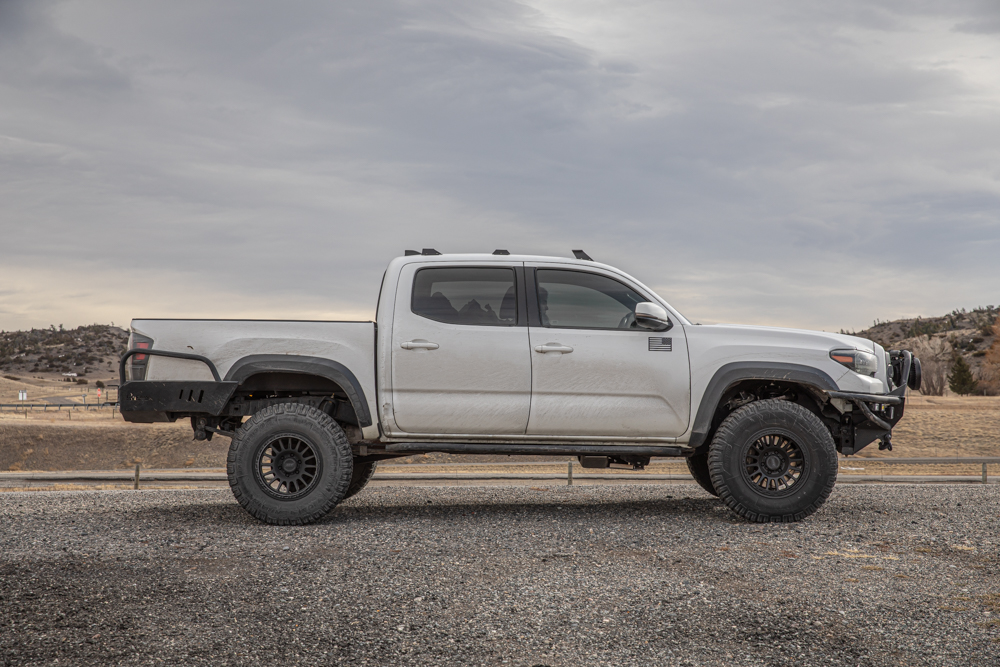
<box><xmin>948</xmin><ymin>355</ymin><xmax>978</xmax><ymax>395</ymax></box>
<box><xmin>978</xmin><ymin>316</ymin><xmax>1000</xmax><ymax>395</ymax></box>
<box><xmin>909</xmin><ymin>336</ymin><xmax>951</xmax><ymax>396</ymax></box>
<box><xmin>95</xmin><ymin>380</ymin><xmax>105</xmax><ymax>389</ymax></box>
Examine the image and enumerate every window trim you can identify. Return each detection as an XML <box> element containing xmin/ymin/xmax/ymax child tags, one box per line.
<box><xmin>530</xmin><ymin>267</ymin><xmax>655</xmax><ymax>332</ymax></box>
<box><xmin>410</xmin><ymin>265</ymin><xmax>522</xmax><ymax>328</ymax></box>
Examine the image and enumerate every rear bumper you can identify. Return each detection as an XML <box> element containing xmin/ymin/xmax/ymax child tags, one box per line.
<box><xmin>119</xmin><ymin>381</ymin><xmax>238</xmax><ymax>423</ymax></box>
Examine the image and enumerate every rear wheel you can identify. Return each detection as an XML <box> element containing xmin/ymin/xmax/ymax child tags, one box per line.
<box><xmin>342</xmin><ymin>459</ymin><xmax>378</xmax><ymax>500</ymax></box>
<box><xmin>685</xmin><ymin>452</ymin><xmax>718</xmax><ymax>497</ymax></box>
<box><xmin>708</xmin><ymin>399</ymin><xmax>837</xmax><ymax>523</ymax></box>
<box><xmin>227</xmin><ymin>403</ymin><xmax>353</xmax><ymax>525</ymax></box>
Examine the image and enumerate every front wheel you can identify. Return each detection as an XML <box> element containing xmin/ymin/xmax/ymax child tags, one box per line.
<box><xmin>227</xmin><ymin>403</ymin><xmax>353</xmax><ymax>525</ymax></box>
<box><xmin>708</xmin><ymin>399</ymin><xmax>837</xmax><ymax>523</ymax></box>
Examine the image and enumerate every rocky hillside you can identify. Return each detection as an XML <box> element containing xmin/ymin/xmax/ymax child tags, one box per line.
<box><xmin>0</xmin><ymin>325</ymin><xmax>128</xmax><ymax>381</ymax></box>
<box><xmin>846</xmin><ymin>306</ymin><xmax>1000</xmax><ymax>395</ymax></box>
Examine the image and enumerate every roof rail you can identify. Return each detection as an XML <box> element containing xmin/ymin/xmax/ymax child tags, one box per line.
<box><xmin>404</xmin><ymin>249</ymin><xmax>442</xmax><ymax>256</ymax></box>
<box><xmin>572</xmin><ymin>249</ymin><xmax>593</xmax><ymax>261</ymax></box>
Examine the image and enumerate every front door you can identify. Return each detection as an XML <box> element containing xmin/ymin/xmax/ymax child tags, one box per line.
<box><xmin>391</xmin><ymin>263</ymin><xmax>531</xmax><ymax>435</ymax></box>
<box><xmin>526</xmin><ymin>267</ymin><xmax>691</xmax><ymax>438</ymax></box>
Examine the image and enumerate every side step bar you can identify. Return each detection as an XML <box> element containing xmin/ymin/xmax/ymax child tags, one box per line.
<box><xmin>374</xmin><ymin>443</ymin><xmax>686</xmax><ymax>457</ymax></box>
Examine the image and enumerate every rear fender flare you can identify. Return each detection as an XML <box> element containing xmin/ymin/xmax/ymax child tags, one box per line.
<box><xmin>224</xmin><ymin>355</ymin><xmax>372</xmax><ymax>427</ymax></box>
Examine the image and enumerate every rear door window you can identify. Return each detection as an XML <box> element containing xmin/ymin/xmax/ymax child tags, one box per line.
<box><xmin>411</xmin><ymin>267</ymin><xmax>518</xmax><ymax>326</ymax></box>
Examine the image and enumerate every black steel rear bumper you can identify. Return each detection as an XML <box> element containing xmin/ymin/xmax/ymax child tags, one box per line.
<box><xmin>118</xmin><ymin>348</ymin><xmax>237</xmax><ymax>423</ymax></box>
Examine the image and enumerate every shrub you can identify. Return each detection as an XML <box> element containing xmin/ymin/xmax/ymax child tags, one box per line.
<box><xmin>95</xmin><ymin>380</ymin><xmax>105</xmax><ymax>389</ymax></box>
<box><xmin>75</xmin><ymin>378</ymin><xmax>88</xmax><ymax>385</ymax></box>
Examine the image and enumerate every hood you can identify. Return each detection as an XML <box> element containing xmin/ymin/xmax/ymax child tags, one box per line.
<box><xmin>701</xmin><ymin>323</ymin><xmax>875</xmax><ymax>352</ymax></box>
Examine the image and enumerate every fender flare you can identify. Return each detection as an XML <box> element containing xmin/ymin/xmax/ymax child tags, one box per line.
<box><xmin>688</xmin><ymin>362</ymin><xmax>838</xmax><ymax>450</ymax></box>
<box><xmin>224</xmin><ymin>354</ymin><xmax>372</xmax><ymax>427</ymax></box>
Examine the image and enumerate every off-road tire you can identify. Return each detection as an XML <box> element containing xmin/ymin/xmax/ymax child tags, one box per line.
<box><xmin>685</xmin><ymin>451</ymin><xmax>718</xmax><ymax>497</ymax></box>
<box><xmin>342</xmin><ymin>459</ymin><xmax>378</xmax><ymax>501</ymax></box>
<box><xmin>708</xmin><ymin>399</ymin><xmax>837</xmax><ymax>523</ymax></box>
<box><xmin>227</xmin><ymin>403</ymin><xmax>353</xmax><ymax>525</ymax></box>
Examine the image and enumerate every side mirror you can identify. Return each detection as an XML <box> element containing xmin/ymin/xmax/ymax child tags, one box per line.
<box><xmin>635</xmin><ymin>302</ymin><xmax>672</xmax><ymax>332</ymax></box>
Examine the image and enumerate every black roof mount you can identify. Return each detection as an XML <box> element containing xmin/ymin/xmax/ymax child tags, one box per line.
<box><xmin>404</xmin><ymin>248</ymin><xmax>442</xmax><ymax>256</ymax></box>
<box><xmin>572</xmin><ymin>249</ymin><xmax>593</xmax><ymax>261</ymax></box>
<box><xmin>492</xmin><ymin>249</ymin><xmax>510</xmax><ymax>255</ymax></box>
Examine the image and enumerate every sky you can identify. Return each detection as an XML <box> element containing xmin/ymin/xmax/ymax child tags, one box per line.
<box><xmin>1</xmin><ymin>0</ymin><xmax>999</xmax><ymax>332</ymax></box>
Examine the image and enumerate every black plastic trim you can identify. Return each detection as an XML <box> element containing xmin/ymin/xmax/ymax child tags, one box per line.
<box><xmin>224</xmin><ymin>355</ymin><xmax>372</xmax><ymax>427</ymax></box>
<box><xmin>524</xmin><ymin>268</ymin><xmax>541</xmax><ymax>327</ymax></box>
<box><xmin>688</xmin><ymin>362</ymin><xmax>839</xmax><ymax>450</ymax></box>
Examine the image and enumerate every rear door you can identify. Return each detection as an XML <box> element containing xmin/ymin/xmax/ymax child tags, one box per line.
<box><xmin>525</xmin><ymin>266</ymin><xmax>691</xmax><ymax>438</ymax></box>
<box><xmin>390</xmin><ymin>262</ymin><xmax>531</xmax><ymax>434</ymax></box>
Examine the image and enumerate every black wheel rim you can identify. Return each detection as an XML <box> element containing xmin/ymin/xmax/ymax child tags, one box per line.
<box><xmin>741</xmin><ymin>432</ymin><xmax>806</xmax><ymax>497</ymax></box>
<box><xmin>254</xmin><ymin>434</ymin><xmax>321</xmax><ymax>500</ymax></box>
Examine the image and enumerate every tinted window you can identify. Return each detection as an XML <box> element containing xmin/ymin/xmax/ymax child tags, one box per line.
<box><xmin>536</xmin><ymin>269</ymin><xmax>645</xmax><ymax>329</ymax></box>
<box><xmin>412</xmin><ymin>267</ymin><xmax>517</xmax><ymax>326</ymax></box>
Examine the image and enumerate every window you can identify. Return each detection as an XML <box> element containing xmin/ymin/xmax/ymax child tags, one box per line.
<box><xmin>412</xmin><ymin>267</ymin><xmax>518</xmax><ymax>326</ymax></box>
<box><xmin>536</xmin><ymin>269</ymin><xmax>645</xmax><ymax>330</ymax></box>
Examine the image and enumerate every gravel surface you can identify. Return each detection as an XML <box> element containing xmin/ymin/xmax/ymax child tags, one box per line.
<box><xmin>1</xmin><ymin>484</ymin><xmax>998</xmax><ymax>666</ymax></box>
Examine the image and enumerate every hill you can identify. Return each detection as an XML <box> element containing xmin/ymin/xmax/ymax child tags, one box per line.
<box><xmin>0</xmin><ymin>324</ymin><xmax>128</xmax><ymax>384</ymax></box>
<box><xmin>848</xmin><ymin>305</ymin><xmax>1000</xmax><ymax>396</ymax></box>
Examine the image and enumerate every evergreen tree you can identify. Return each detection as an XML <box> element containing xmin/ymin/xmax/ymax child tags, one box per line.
<box><xmin>948</xmin><ymin>355</ymin><xmax>978</xmax><ymax>395</ymax></box>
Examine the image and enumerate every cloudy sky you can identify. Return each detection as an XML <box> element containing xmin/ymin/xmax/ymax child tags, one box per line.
<box><xmin>2</xmin><ymin>0</ymin><xmax>998</xmax><ymax>332</ymax></box>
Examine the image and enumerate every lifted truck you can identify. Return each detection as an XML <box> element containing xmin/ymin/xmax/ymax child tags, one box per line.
<box><xmin>119</xmin><ymin>250</ymin><xmax>921</xmax><ymax>525</ymax></box>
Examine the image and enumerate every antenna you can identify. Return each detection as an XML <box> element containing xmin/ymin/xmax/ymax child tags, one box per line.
<box><xmin>572</xmin><ymin>249</ymin><xmax>593</xmax><ymax>261</ymax></box>
<box><xmin>492</xmin><ymin>249</ymin><xmax>510</xmax><ymax>255</ymax></box>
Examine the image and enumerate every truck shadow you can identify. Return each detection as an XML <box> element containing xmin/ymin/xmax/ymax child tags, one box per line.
<box><xmin>108</xmin><ymin>491</ymin><xmax>733</xmax><ymax>527</ymax></box>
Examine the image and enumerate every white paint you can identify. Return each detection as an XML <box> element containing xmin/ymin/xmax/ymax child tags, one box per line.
<box><xmin>134</xmin><ymin>253</ymin><xmax>894</xmax><ymax>446</ymax></box>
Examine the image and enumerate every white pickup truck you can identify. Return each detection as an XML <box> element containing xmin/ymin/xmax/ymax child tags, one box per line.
<box><xmin>120</xmin><ymin>250</ymin><xmax>921</xmax><ymax>525</ymax></box>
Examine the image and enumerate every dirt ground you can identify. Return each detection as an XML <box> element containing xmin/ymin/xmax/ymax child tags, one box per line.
<box><xmin>0</xmin><ymin>394</ymin><xmax>996</xmax><ymax>474</ymax></box>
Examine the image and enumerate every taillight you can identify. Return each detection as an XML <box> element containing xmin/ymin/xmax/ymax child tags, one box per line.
<box><xmin>130</xmin><ymin>334</ymin><xmax>154</xmax><ymax>380</ymax></box>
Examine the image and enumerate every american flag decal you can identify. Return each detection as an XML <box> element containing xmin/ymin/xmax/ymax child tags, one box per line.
<box><xmin>648</xmin><ymin>337</ymin><xmax>672</xmax><ymax>351</ymax></box>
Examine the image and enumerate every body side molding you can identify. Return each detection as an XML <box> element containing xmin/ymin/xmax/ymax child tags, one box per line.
<box><xmin>224</xmin><ymin>355</ymin><xmax>373</xmax><ymax>427</ymax></box>
<box><xmin>688</xmin><ymin>361</ymin><xmax>838</xmax><ymax>450</ymax></box>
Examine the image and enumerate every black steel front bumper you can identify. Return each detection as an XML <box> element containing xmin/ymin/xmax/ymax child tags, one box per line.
<box><xmin>827</xmin><ymin>350</ymin><xmax>919</xmax><ymax>454</ymax></box>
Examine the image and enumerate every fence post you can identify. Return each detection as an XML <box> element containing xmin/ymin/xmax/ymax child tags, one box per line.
<box><xmin>984</xmin><ymin>463</ymin><xmax>988</xmax><ymax>485</ymax></box>
<box><xmin>134</xmin><ymin>464</ymin><xmax>141</xmax><ymax>490</ymax></box>
<box><xmin>567</xmin><ymin>460</ymin><xmax>573</xmax><ymax>486</ymax></box>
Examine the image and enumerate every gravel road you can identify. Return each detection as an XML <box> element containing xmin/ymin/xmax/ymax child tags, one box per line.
<box><xmin>1</xmin><ymin>485</ymin><xmax>998</xmax><ymax>666</ymax></box>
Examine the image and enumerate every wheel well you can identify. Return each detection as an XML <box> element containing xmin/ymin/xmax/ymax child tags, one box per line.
<box><xmin>229</xmin><ymin>371</ymin><xmax>361</xmax><ymax>426</ymax></box>
<box><xmin>694</xmin><ymin>379</ymin><xmax>830</xmax><ymax>453</ymax></box>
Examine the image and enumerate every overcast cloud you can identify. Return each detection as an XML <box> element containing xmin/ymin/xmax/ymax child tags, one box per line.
<box><xmin>1</xmin><ymin>0</ymin><xmax>998</xmax><ymax>332</ymax></box>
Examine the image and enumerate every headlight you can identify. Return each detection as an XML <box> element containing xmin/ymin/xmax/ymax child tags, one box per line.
<box><xmin>830</xmin><ymin>349</ymin><xmax>878</xmax><ymax>377</ymax></box>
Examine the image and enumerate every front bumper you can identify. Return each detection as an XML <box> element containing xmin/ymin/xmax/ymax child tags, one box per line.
<box><xmin>827</xmin><ymin>350</ymin><xmax>918</xmax><ymax>455</ymax></box>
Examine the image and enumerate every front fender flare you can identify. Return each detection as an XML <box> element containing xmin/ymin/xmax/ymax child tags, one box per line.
<box><xmin>688</xmin><ymin>362</ymin><xmax>838</xmax><ymax>450</ymax></box>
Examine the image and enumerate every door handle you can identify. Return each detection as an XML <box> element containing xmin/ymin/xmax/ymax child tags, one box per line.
<box><xmin>534</xmin><ymin>343</ymin><xmax>574</xmax><ymax>354</ymax></box>
<box><xmin>401</xmin><ymin>340</ymin><xmax>440</xmax><ymax>350</ymax></box>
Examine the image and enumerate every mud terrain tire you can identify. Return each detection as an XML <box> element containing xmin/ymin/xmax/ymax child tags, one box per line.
<box><xmin>227</xmin><ymin>403</ymin><xmax>352</xmax><ymax>525</ymax></box>
<box><xmin>685</xmin><ymin>452</ymin><xmax>718</xmax><ymax>497</ymax></box>
<box><xmin>342</xmin><ymin>460</ymin><xmax>378</xmax><ymax>500</ymax></box>
<box><xmin>708</xmin><ymin>399</ymin><xmax>837</xmax><ymax>523</ymax></box>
